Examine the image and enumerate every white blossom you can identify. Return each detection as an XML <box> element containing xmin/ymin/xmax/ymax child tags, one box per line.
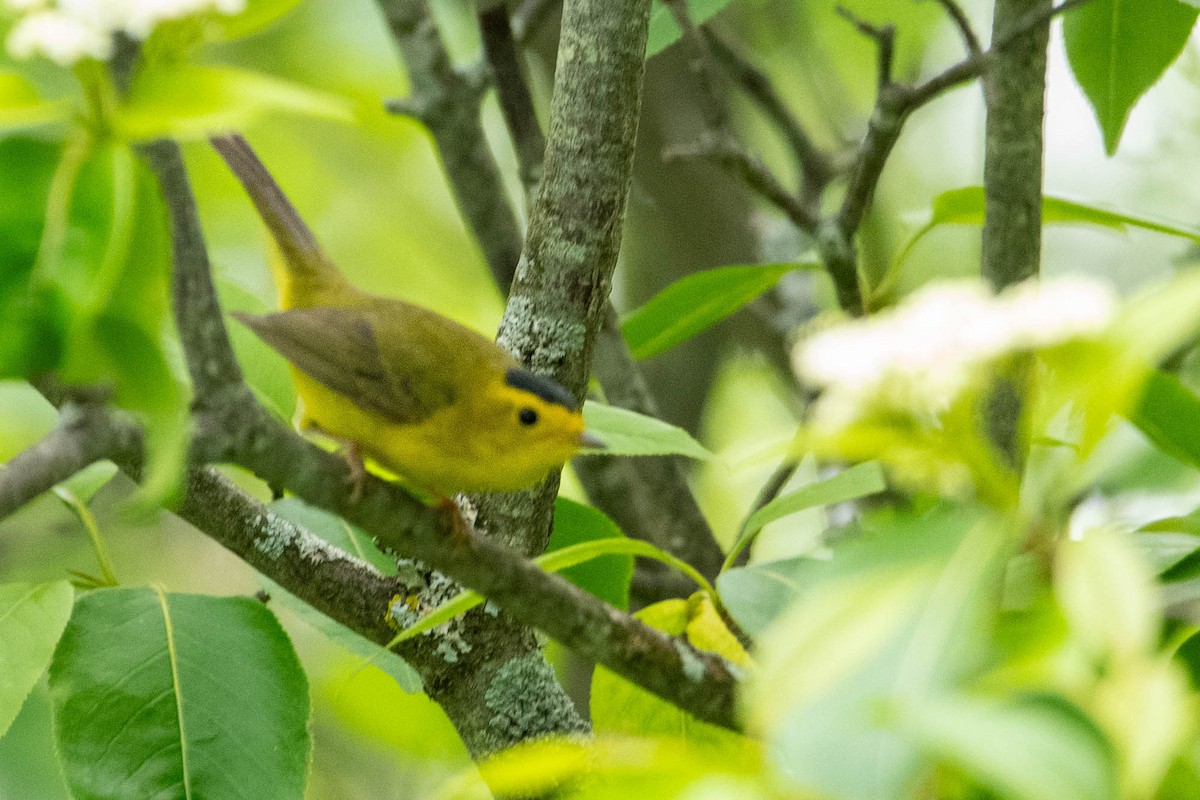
<box><xmin>6</xmin><ymin>0</ymin><xmax>246</xmax><ymax>64</ymax></box>
<box><xmin>794</xmin><ymin>274</ymin><xmax>1118</xmax><ymax>429</ymax></box>
<box><xmin>7</xmin><ymin>10</ymin><xmax>110</xmax><ymax>64</ymax></box>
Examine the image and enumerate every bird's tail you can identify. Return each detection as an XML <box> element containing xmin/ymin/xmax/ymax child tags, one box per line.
<box><xmin>210</xmin><ymin>133</ymin><xmax>347</xmax><ymax>307</ymax></box>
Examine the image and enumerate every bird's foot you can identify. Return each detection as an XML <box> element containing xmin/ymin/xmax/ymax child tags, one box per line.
<box><xmin>341</xmin><ymin>442</ymin><xmax>368</xmax><ymax>502</ymax></box>
<box><xmin>435</xmin><ymin>496</ymin><xmax>473</xmax><ymax>541</ymax></box>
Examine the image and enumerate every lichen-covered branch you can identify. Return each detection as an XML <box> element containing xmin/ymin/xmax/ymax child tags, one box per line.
<box><xmin>479</xmin><ymin>7</ymin><xmax>723</xmax><ymax>581</ymax></box>
<box><xmin>981</xmin><ymin>0</ymin><xmax>1052</xmax><ymax>290</ymax></box>
<box><xmin>0</xmin><ymin>399</ymin><xmax>140</xmax><ymax>519</ymax></box>
<box><xmin>477</xmin><ymin>0</ymin><xmax>656</xmax><ymax>558</ymax></box>
<box><xmin>134</xmin><ymin>110</ymin><xmax>741</xmax><ymax>743</ymax></box>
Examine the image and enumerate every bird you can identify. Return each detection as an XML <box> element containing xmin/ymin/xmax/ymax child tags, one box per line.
<box><xmin>210</xmin><ymin>133</ymin><xmax>602</xmax><ymax>502</ymax></box>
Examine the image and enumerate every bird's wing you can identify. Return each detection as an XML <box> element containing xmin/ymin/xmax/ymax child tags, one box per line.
<box><xmin>232</xmin><ymin>307</ymin><xmax>456</xmax><ymax>425</ymax></box>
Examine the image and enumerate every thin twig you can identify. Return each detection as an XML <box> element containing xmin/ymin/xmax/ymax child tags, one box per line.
<box><xmin>703</xmin><ymin>30</ymin><xmax>837</xmax><ymax>200</ymax></box>
<box><xmin>835</xmin><ymin>6</ymin><xmax>895</xmax><ymax>92</ymax></box>
<box><xmin>479</xmin><ymin>4</ymin><xmax>545</xmax><ymax>192</ymax></box>
<box><xmin>376</xmin><ymin>0</ymin><xmax>523</xmax><ymax>289</ymax></box>
<box><xmin>0</xmin><ymin>401</ymin><xmax>140</xmax><ymax>520</ymax></box>
<box><xmin>933</xmin><ymin>0</ymin><xmax>983</xmax><ymax>58</ymax></box>
<box><xmin>664</xmin><ymin>134</ymin><xmax>821</xmax><ymax>233</ymax></box>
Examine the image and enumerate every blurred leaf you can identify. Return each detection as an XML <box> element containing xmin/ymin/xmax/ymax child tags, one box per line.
<box><xmin>1108</xmin><ymin>268</ymin><xmax>1200</xmax><ymax>366</ymax></box>
<box><xmin>144</xmin><ymin>0</ymin><xmax>302</xmax><ymax>59</ymax></box>
<box><xmin>0</xmin><ymin>71</ymin><xmax>69</xmax><ymax>134</ymax></box>
<box><xmin>1063</xmin><ymin>0</ymin><xmax>1198</xmax><ymax>155</ymax></box>
<box><xmin>118</xmin><ymin>63</ymin><xmax>353</xmax><ymax>142</ymax></box>
<box><xmin>547</xmin><ymin>498</ymin><xmax>634</xmax><ymax>610</ymax></box>
<box><xmin>1130</xmin><ymin>370</ymin><xmax>1200</xmax><ymax>470</ymax></box>
<box><xmin>901</xmin><ymin>693</ymin><xmax>1116</xmax><ymax>800</ymax></box>
<box><xmin>716</xmin><ymin>556</ymin><xmax>811</xmax><ymax>638</ymax></box>
<box><xmin>49</xmin><ymin>588</ymin><xmax>310</xmax><ymax>800</ymax></box>
<box><xmin>0</xmin><ymin>681</ymin><xmax>71</xmax><ymax>800</ymax></box>
<box><xmin>582</xmin><ymin>402</ymin><xmax>713</xmax><ymax>459</ymax></box>
<box><xmin>41</xmin><ymin>142</ymin><xmax>189</xmax><ymax>507</ymax></box>
<box><xmin>747</xmin><ymin>510</ymin><xmax>1008</xmax><ymax>800</ymax></box>
<box><xmin>1173</xmin><ymin>630</ymin><xmax>1200</xmax><ymax>689</ymax></box>
<box><xmin>591</xmin><ymin>595</ymin><xmax>752</xmax><ymax>749</ymax></box>
<box><xmin>646</xmin><ymin>0</ymin><xmax>737</xmax><ymax>58</ymax></box>
<box><xmin>0</xmin><ymin>138</ymin><xmax>63</xmax><ymax>379</ymax></box>
<box><xmin>200</xmin><ymin>0</ymin><xmax>304</xmax><ymax>41</ymax></box>
<box><xmin>56</xmin><ymin>461</ymin><xmax>118</xmax><ymax>505</ymax></box>
<box><xmin>0</xmin><ymin>581</ymin><xmax>73</xmax><ymax>740</ymax></box>
<box><xmin>1056</xmin><ymin>528</ymin><xmax>1157</xmax><ymax>661</ymax></box>
<box><xmin>263</xmin><ymin>575</ymin><xmax>423</xmax><ymax>693</ymax></box>
<box><xmin>454</xmin><ymin>736</ymin><xmax>764</xmax><ymax>800</ymax></box>
<box><xmin>724</xmin><ymin>461</ymin><xmax>886</xmax><ymax>569</ymax></box>
<box><xmin>1131</xmin><ymin>532</ymin><xmax>1200</xmax><ymax>575</ymax></box>
<box><xmin>621</xmin><ymin>261</ymin><xmax>816</xmax><ymax>360</ymax></box>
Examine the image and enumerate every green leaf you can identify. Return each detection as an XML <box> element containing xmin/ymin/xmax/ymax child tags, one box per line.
<box><xmin>263</xmin><ymin>499</ymin><xmax>420</xmax><ymax>691</ymax></box>
<box><xmin>1130</xmin><ymin>370</ymin><xmax>1200</xmax><ymax>470</ymax></box>
<box><xmin>746</xmin><ymin>509</ymin><xmax>1007</xmax><ymax>800</ymax></box>
<box><xmin>0</xmin><ymin>138</ymin><xmax>64</xmax><ymax>379</ymax></box>
<box><xmin>1064</xmin><ymin>0</ymin><xmax>1198</xmax><ymax>155</ymax></box>
<box><xmin>724</xmin><ymin>461</ymin><xmax>887</xmax><ymax>570</ymax></box>
<box><xmin>547</xmin><ymin>498</ymin><xmax>634</xmax><ymax>610</ymax></box>
<box><xmin>0</xmin><ymin>71</ymin><xmax>69</xmax><ymax>134</ymax></box>
<box><xmin>582</xmin><ymin>402</ymin><xmax>713</xmax><ymax>459</ymax></box>
<box><xmin>269</xmin><ymin>497</ymin><xmax>395</xmax><ymax>575</ymax></box>
<box><xmin>591</xmin><ymin>595</ymin><xmax>753</xmax><ymax>749</ymax></box>
<box><xmin>197</xmin><ymin>0</ymin><xmax>304</xmax><ymax>41</ymax></box>
<box><xmin>0</xmin><ymin>581</ymin><xmax>73</xmax><ymax>740</ymax></box>
<box><xmin>387</xmin><ymin>531</ymin><xmax>712</xmax><ymax>647</ymax></box>
<box><xmin>42</xmin><ymin>142</ymin><xmax>189</xmax><ymax>507</ymax></box>
<box><xmin>716</xmin><ymin>557</ymin><xmax>811</xmax><ymax>638</ymax></box>
<box><xmin>621</xmin><ymin>261</ymin><xmax>816</xmax><ymax>360</ymax></box>
<box><xmin>49</xmin><ymin>588</ymin><xmax>310</xmax><ymax>800</ymax></box>
<box><xmin>646</xmin><ymin>0</ymin><xmax>738</xmax><ymax>57</ymax></box>
<box><xmin>888</xmin><ymin>187</ymin><xmax>1200</xmax><ymax>292</ymax></box>
<box><xmin>652</xmin><ymin>0</ymin><xmax>734</xmax><ymax>56</ymax></box>
<box><xmin>1056</xmin><ymin>528</ymin><xmax>1157</xmax><ymax>660</ymax></box>
<box><xmin>117</xmin><ymin>64</ymin><xmax>353</xmax><ymax>142</ymax></box>
<box><xmin>901</xmin><ymin>693</ymin><xmax>1116</xmax><ymax>800</ymax></box>
<box><xmin>1130</xmin><ymin>532</ymin><xmax>1200</xmax><ymax>574</ymax></box>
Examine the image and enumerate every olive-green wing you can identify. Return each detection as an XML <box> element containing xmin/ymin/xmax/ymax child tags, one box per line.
<box><xmin>232</xmin><ymin>307</ymin><xmax>456</xmax><ymax>425</ymax></box>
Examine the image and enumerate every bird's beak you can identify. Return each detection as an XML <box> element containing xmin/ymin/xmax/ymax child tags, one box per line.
<box><xmin>578</xmin><ymin>431</ymin><xmax>606</xmax><ymax>450</ymax></box>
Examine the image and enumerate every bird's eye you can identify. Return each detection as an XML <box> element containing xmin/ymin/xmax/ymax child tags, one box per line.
<box><xmin>518</xmin><ymin>407</ymin><xmax>539</xmax><ymax>426</ymax></box>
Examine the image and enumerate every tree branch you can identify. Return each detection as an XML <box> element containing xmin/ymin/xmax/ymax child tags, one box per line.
<box><xmin>0</xmin><ymin>398</ymin><xmax>140</xmax><ymax>519</ymax></box>
<box><xmin>702</xmin><ymin>31</ymin><xmax>836</xmax><ymax>200</ymax></box>
<box><xmin>376</xmin><ymin>0</ymin><xmax>524</xmax><ymax>289</ymax></box>
<box><xmin>981</xmin><ymin>0</ymin><xmax>1051</xmax><ymax>290</ymax></box>
<box><xmin>479</xmin><ymin>1</ymin><xmax>545</xmax><ymax>191</ymax></box>
<box><xmin>476</xmin><ymin>0</ymin><xmax>661</xmax><ymax>557</ymax></box>
<box><xmin>478</xmin><ymin>1</ymin><xmax>725</xmax><ymax>581</ymax></box>
<box><xmin>133</xmin><ymin>103</ymin><xmax>741</xmax><ymax>741</ymax></box>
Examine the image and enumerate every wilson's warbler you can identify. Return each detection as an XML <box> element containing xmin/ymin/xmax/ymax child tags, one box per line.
<box><xmin>211</xmin><ymin>134</ymin><xmax>601</xmax><ymax>499</ymax></box>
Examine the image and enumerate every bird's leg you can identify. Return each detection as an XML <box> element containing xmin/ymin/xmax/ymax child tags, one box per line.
<box><xmin>435</xmin><ymin>495</ymin><xmax>473</xmax><ymax>541</ymax></box>
<box><xmin>342</xmin><ymin>441</ymin><xmax>368</xmax><ymax>502</ymax></box>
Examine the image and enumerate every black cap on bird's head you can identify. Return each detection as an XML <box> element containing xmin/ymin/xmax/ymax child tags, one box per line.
<box><xmin>504</xmin><ymin>367</ymin><xmax>578</xmax><ymax>411</ymax></box>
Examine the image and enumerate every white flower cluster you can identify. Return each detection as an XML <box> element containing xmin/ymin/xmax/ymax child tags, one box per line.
<box><xmin>5</xmin><ymin>0</ymin><xmax>245</xmax><ymax>65</ymax></box>
<box><xmin>794</xmin><ymin>275</ymin><xmax>1119</xmax><ymax>429</ymax></box>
